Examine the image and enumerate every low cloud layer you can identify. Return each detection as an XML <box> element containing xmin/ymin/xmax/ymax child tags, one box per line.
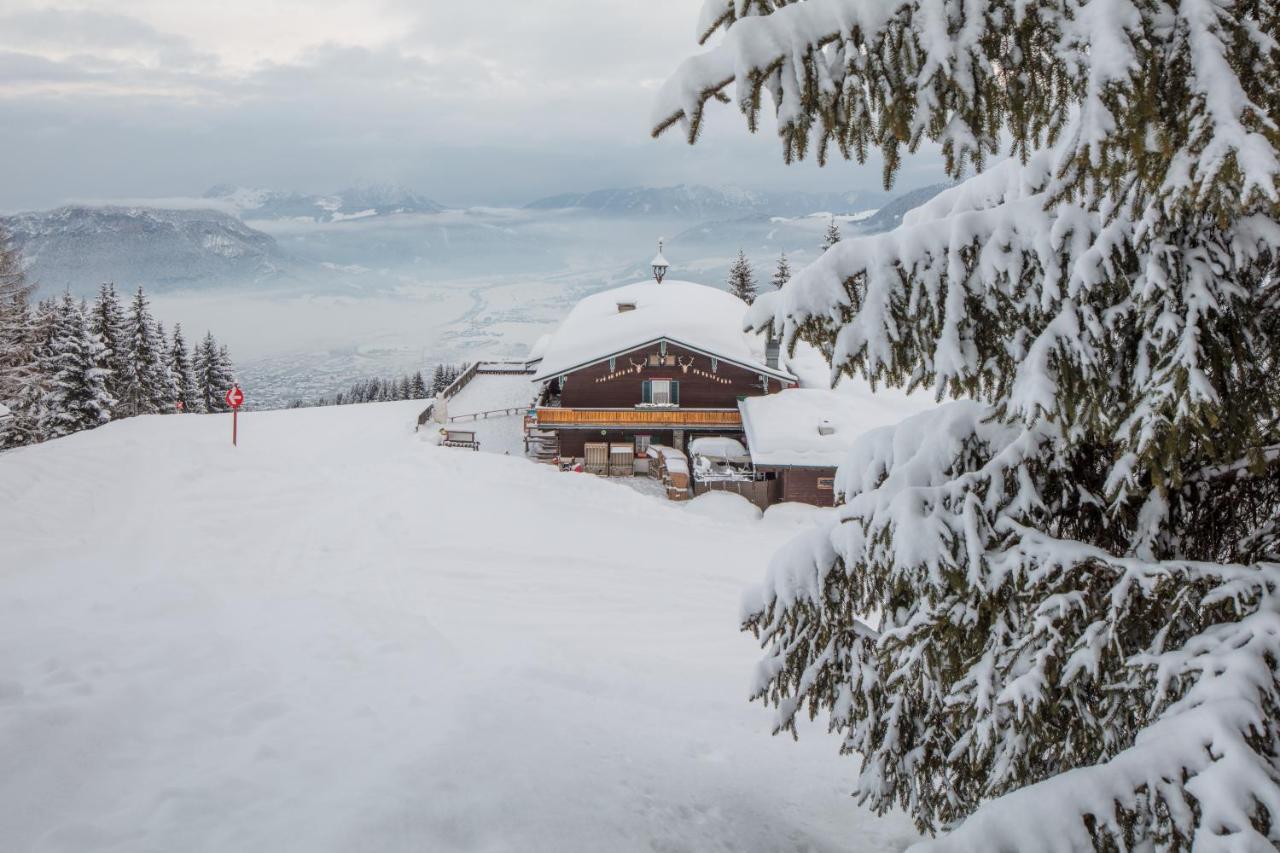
<box><xmin>0</xmin><ymin>1</ymin><xmax>946</xmax><ymax>211</ymax></box>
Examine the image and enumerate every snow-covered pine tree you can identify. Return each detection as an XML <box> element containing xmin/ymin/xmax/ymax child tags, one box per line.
<box><xmin>727</xmin><ymin>249</ymin><xmax>757</xmax><ymax>304</ymax></box>
<box><xmin>117</xmin><ymin>287</ymin><xmax>171</xmax><ymax>417</ymax></box>
<box><xmin>169</xmin><ymin>324</ymin><xmax>199</xmax><ymax>413</ymax></box>
<box><xmin>770</xmin><ymin>252</ymin><xmax>790</xmax><ymax>290</ymax></box>
<box><xmin>431</xmin><ymin>365</ymin><xmax>446</xmax><ymax>395</ymax></box>
<box><xmin>22</xmin><ymin>297</ymin><xmax>60</xmax><ymax>442</ymax></box>
<box><xmin>194</xmin><ymin>332</ymin><xmax>232</xmax><ymax>413</ymax></box>
<box><xmin>43</xmin><ymin>292</ymin><xmax>112</xmax><ymax>438</ymax></box>
<box><xmin>216</xmin><ymin>344</ymin><xmax>235</xmax><ymax>388</ymax></box>
<box><xmin>410</xmin><ymin>370</ymin><xmax>427</xmax><ymax>399</ymax></box>
<box><xmin>820</xmin><ymin>218</ymin><xmax>840</xmax><ymax>251</ymax></box>
<box><xmin>0</xmin><ymin>227</ymin><xmax>42</xmax><ymax>448</ymax></box>
<box><xmin>87</xmin><ymin>283</ymin><xmax>128</xmax><ymax>413</ymax></box>
<box><xmin>153</xmin><ymin>321</ymin><xmax>179</xmax><ymax>412</ymax></box>
<box><xmin>654</xmin><ymin>1</ymin><xmax>1280</xmax><ymax>849</ymax></box>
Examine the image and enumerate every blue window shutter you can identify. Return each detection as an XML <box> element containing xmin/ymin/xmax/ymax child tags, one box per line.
<box><xmin>641</xmin><ymin>380</ymin><xmax>651</xmax><ymax>404</ymax></box>
<box><xmin>671</xmin><ymin>381</ymin><xmax>679</xmax><ymax>405</ymax></box>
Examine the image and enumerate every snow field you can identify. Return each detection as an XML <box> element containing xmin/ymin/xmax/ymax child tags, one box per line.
<box><xmin>0</xmin><ymin>401</ymin><xmax>920</xmax><ymax>853</ymax></box>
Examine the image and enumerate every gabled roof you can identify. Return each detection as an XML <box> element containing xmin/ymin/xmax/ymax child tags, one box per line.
<box><xmin>532</xmin><ymin>279</ymin><xmax>794</xmax><ymax>382</ymax></box>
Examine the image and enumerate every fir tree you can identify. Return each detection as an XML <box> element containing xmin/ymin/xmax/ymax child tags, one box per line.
<box><xmin>0</xmin><ymin>227</ymin><xmax>41</xmax><ymax>448</ymax></box>
<box><xmin>117</xmin><ymin>287</ymin><xmax>170</xmax><ymax>417</ymax></box>
<box><xmin>821</xmin><ymin>218</ymin><xmax>840</xmax><ymax>252</ymax></box>
<box><xmin>23</xmin><ymin>298</ymin><xmax>59</xmax><ymax>441</ymax></box>
<box><xmin>43</xmin><ymin>293</ymin><xmax>112</xmax><ymax>437</ymax></box>
<box><xmin>194</xmin><ymin>332</ymin><xmax>234</xmax><ymax>413</ymax></box>
<box><xmin>153</xmin><ymin>321</ymin><xmax>179</xmax><ymax>411</ymax></box>
<box><xmin>727</xmin><ymin>250</ymin><xmax>756</xmax><ymax>304</ymax></box>
<box><xmin>431</xmin><ymin>364</ymin><xmax>447</xmax><ymax>395</ymax></box>
<box><xmin>770</xmin><ymin>252</ymin><xmax>790</xmax><ymax>290</ymax></box>
<box><xmin>169</xmin><ymin>324</ymin><xmax>199</xmax><ymax>413</ymax></box>
<box><xmin>410</xmin><ymin>370</ymin><xmax>427</xmax><ymax>399</ymax></box>
<box><xmin>655</xmin><ymin>1</ymin><xmax>1280</xmax><ymax>847</ymax></box>
<box><xmin>87</xmin><ymin>283</ymin><xmax>127</xmax><ymax>410</ymax></box>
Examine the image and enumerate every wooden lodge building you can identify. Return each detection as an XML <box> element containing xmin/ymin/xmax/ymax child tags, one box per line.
<box><xmin>525</xmin><ymin>272</ymin><xmax>796</xmax><ymax>472</ymax></box>
<box><xmin>517</xmin><ymin>249</ymin><xmax>916</xmax><ymax>507</ymax></box>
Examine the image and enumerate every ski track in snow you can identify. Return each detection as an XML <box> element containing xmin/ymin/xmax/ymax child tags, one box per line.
<box><xmin>0</xmin><ymin>402</ymin><xmax>920</xmax><ymax>853</ymax></box>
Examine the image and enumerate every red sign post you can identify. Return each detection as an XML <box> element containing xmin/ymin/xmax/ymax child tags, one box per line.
<box><xmin>225</xmin><ymin>385</ymin><xmax>244</xmax><ymax>446</ymax></box>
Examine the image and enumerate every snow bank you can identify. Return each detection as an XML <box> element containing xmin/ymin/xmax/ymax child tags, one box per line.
<box><xmin>0</xmin><ymin>401</ymin><xmax>918</xmax><ymax>852</ymax></box>
<box><xmin>761</xmin><ymin>501</ymin><xmax>839</xmax><ymax>530</ymax></box>
<box><xmin>684</xmin><ymin>490</ymin><xmax>763</xmax><ymax>523</ymax></box>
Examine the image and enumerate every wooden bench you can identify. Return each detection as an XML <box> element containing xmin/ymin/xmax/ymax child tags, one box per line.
<box><xmin>442</xmin><ymin>429</ymin><xmax>480</xmax><ymax>451</ymax></box>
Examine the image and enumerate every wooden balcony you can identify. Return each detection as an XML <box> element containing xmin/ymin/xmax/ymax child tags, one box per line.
<box><xmin>533</xmin><ymin>407</ymin><xmax>742</xmax><ymax>430</ymax></box>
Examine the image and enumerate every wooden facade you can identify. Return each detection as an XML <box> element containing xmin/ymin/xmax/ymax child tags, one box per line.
<box><xmin>552</xmin><ymin>341</ymin><xmax>788</xmax><ymax>408</ymax></box>
<box><xmin>757</xmin><ymin>466</ymin><xmax>839</xmax><ymax>507</ymax></box>
<box><xmin>533</xmin><ymin>340</ymin><xmax>791</xmax><ymax>461</ymax></box>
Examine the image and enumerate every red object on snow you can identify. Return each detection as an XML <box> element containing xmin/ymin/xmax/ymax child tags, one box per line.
<box><xmin>225</xmin><ymin>386</ymin><xmax>244</xmax><ymax>409</ymax></box>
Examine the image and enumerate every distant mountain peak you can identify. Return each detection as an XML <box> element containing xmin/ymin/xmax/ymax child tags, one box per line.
<box><xmin>2</xmin><ymin>204</ymin><xmax>286</xmax><ymax>295</ymax></box>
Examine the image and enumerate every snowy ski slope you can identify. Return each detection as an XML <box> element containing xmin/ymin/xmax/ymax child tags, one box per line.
<box><xmin>0</xmin><ymin>402</ymin><xmax>920</xmax><ymax>853</ymax></box>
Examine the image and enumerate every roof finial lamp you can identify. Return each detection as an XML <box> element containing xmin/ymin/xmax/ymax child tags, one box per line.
<box><xmin>651</xmin><ymin>239</ymin><xmax>669</xmax><ymax>284</ymax></box>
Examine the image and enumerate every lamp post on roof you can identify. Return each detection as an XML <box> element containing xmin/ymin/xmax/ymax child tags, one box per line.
<box><xmin>651</xmin><ymin>239</ymin><xmax>669</xmax><ymax>284</ymax></box>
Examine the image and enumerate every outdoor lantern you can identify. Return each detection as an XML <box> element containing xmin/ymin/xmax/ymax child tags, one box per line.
<box><xmin>651</xmin><ymin>239</ymin><xmax>669</xmax><ymax>284</ymax></box>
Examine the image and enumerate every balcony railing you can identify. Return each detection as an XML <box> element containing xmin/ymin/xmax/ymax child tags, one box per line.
<box><xmin>533</xmin><ymin>407</ymin><xmax>741</xmax><ymax>429</ymax></box>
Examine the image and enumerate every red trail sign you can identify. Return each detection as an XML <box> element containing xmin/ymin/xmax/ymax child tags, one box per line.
<box><xmin>225</xmin><ymin>385</ymin><xmax>244</xmax><ymax>445</ymax></box>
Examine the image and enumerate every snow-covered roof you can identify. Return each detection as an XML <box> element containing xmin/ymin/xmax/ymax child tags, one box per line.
<box><xmin>687</xmin><ymin>436</ymin><xmax>748</xmax><ymax>462</ymax></box>
<box><xmin>650</xmin><ymin>249</ymin><xmax>669</xmax><ymax>268</ymax></box>
<box><xmin>739</xmin><ymin>388</ymin><xmax>920</xmax><ymax>468</ymax></box>
<box><xmin>532</xmin><ymin>279</ymin><xmax>794</xmax><ymax>382</ymax></box>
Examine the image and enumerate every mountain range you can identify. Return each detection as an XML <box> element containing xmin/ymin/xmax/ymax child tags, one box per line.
<box><xmin>525</xmin><ymin>184</ymin><xmax>890</xmax><ymax>219</ymax></box>
<box><xmin>203</xmin><ymin>184</ymin><xmax>444</xmax><ymax>223</ymax></box>
<box><xmin>2</xmin><ymin>206</ymin><xmax>287</xmax><ymax>294</ymax></box>
<box><xmin>1</xmin><ymin>182</ymin><xmax>951</xmax><ymax>296</ymax></box>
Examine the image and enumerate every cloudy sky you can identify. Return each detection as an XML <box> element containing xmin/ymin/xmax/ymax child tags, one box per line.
<box><xmin>0</xmin><ymin>1</ymin><xmax>947</xmax><ymax>211</ymax></box>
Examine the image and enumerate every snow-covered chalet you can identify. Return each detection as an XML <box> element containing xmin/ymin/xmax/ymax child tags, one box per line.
<box><xmin>525</xmin><ymin>257</ymin><xmax>796</xmax><ymax>473</ymax></box>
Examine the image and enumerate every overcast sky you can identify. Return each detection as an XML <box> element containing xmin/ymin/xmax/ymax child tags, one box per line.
<box><xmin>0</xmin><ymin>0</ymin><xmax>948</xmax><ymax>211</ymax></box>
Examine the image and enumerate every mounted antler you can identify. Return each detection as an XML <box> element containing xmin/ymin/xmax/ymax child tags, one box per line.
<box><xmin>628</xmin><ymin>357</ymin><xmax>646</xmax><ymax>373</ymax></box>
<box><xmin>676</xmin><ymin>355</ymin><xmax>695</xmax><ymax>373</ymax></box>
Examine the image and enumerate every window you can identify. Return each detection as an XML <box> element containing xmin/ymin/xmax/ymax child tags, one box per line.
<box><xmin>634</xmin><ymin>434</ymin><xmax>651</xmax><ymax>455</ymax></box>
<box><xmin>641</xmin><ymin>379</ymin><xmax>679</xmax><ymax>405</ymax></box>
<box><xmin>817</xmin><ymin>476</ymin><xmax>835</xmax><ymax>490</ymax></box>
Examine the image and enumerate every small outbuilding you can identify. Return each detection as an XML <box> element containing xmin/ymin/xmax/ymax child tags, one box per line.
<box><xmin>737</xmin><ymin>389</ymin><xmax>881</xmax><ymax>507</ymax></box>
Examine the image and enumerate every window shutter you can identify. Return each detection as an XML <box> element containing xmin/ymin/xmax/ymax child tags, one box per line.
<box><xmin>671</xmin><ymin>381</ymin><xmax>679</xmax><ymax>405</ymax></box>
<box><xmin>641</xmin><ymin>380</ymin><xmax>651</xmax><ymax>404</ymax></box>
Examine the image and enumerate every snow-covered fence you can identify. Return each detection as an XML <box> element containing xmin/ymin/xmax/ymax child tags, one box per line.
<box><xmin>441</xmin><ymin>362</ymin><xmax>479</xmax><ymax>400</ymax></box>
<box><xmin>474</xmin><ymin>361</ymin><xmax>531</xmax><ymax>375</ymax></box>
<box><xmin>448</xmin><ymin>407</ymin><xmax>526</xmax><ymax>422</ymax></box>
<box><xmin>415</xmin><ymin>362</ymin><xmax>478</xmax><ymax>431</ymax></box>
